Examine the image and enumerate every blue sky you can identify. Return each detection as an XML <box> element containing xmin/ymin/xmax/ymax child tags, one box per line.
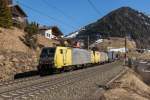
<box><xmin>14</xmin><ymin>0</ymin><xmax>150</xmax><ymax>35</ymax></box>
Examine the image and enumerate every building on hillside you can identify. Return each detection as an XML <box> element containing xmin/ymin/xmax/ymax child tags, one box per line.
<box><xmin>7</xmin><ymin>0</ymin><xmax>13</xmax><ymax>6</ymax></box>
<box><xmin>39</xmin><ymin>26</ymin><xmax>63</xmax><ymax>40</ymax></box>
<box><xmin>7</xmin><ymin>0</ymin><xmax>27</xmax><ymax>28</ymax></box>
<box><xmin>10</xmin><ymin>5</ymin><xmax>27</xmax><ymax>28</ymax></box>
<box><xmin>107</xmin><ymin>47</ymin><xmax>128</xmax><ymax>53</ymax></box>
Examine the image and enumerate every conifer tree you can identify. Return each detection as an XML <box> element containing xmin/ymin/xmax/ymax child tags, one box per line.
<box><xmin>0</xmin><ymin>0</ymin><xmax>12</xmax><ymax>28</ymax></box>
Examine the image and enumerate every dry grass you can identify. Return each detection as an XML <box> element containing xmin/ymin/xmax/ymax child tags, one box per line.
<box><xmin>138</xmin><ymin>52</ymin><xmax>150</xmax><ymax>60</ymax></box>
<box><xmin>96</xmin><ymin>37</ymin><xmax>150</xmax><ymax>60</ymax></box>
<box><xmin>37</xmin><ymin>34</ymin><xmax>60</xmax><ymax>47</ymax></box>
<box><xmin>102</xmin><ymin>88</ymin><xmax>149</xmax><ymax>100</ymax></box>
<box><xmin>101</xmin><ymin>68</ymin><xmax>150</xmax><ymax>100</ymax></box>
<box><xmin>0</xmin><ymin>27</ymin><xmax>61</xmax><ymax>81</ymax></box>
<box><xmin>97</xmin><ymin>37</ymin><xmax>136</xmax><ymax>51</ymax></box>
<box><xmin>118</xmin><ymin>70</ymin><xmax>150</xmax><ymax>97</ymax></box>
<box><xmin>0</xmin><ymin>27</ymin><xmax>60</xmax><ymax>54</ymax></box>
<box><xmin>0</xmin><ymin>27</ymin><xmax>31</xmax><ymax>53</ymax></box>
<box><xmin>127</xmin><ymin>51</ymin><xmax>150</xmax><ymax>60</ymax></box>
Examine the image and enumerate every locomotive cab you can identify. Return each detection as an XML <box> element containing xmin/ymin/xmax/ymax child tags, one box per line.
<box><xmin>39</xmin><ymin>47</ymin><xmax>56</xmax><ymax>65</ymax></box>
<box><xmin>38</xmin><ymin>46</ymin><xmax>72</xmax><ymax>74</ymax></box>
<box><xmin>38</xmin><ymin>47</ymin><xmax>56</xmax><ymax>73</ymax></box>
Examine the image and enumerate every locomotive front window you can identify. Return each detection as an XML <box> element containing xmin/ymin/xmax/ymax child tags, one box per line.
<box><xmin>40</xmin><ymin>48</ymin><xmax>56</xmax><ymax>58</ymax></box>
<box><xmin>60</xmin><ymin>49</ymin><xmax>63</xmax><ymax>54</ymax></box>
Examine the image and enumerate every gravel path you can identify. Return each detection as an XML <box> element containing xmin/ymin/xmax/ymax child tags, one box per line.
<box><xmin>0</xmin><ymin>61</ymin><xmax>124</xmax><ymax>100</ymax></box>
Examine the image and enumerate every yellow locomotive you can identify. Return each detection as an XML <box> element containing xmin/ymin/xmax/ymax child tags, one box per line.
<box><xmin>38</xmin><ymin>46</ymin><xmax>109</xmax><ymax>74</ymax></box>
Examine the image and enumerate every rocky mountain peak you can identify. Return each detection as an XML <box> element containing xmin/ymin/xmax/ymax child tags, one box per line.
<box><xmin>69</xmin><ymin>6</ymin><xmax>150</xmax><ymax>48</ymax></box>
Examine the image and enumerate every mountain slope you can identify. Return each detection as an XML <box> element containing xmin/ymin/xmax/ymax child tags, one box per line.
<box><xmin>0</xmin><ymin>27</ymin><xmax>60</xmax><ymax>53</ymax></box>
<box><xmin>0</xmin><ymin>27</ymin><xmax>30</xmax><ymax>52</ymax></box>
<box><xmin>74</xmin><ymin>7</ymin><xmax>150</xmax><ymax>48</ymax></box>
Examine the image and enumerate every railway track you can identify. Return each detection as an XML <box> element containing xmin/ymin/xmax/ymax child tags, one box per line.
<box><xmin>0</xmin><ymin>61</ymin><xmax>123</xmax><ymax>100</ymax></box>
<box><xmin>0</xmin><ymin>76</ymin><xmax>40</xmax><ymax>87</ymax></box>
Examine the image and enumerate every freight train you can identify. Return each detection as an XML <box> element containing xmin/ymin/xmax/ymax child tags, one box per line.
<box><xmin>38</xmin><ymin>46</ymin><xmax>117</xmax><ymax>74</ymax></box>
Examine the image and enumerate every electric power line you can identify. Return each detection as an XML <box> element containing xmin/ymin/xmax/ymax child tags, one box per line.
<box><xmin>87</xmin><ymin>0</ymin><xmax>101</xmax><ymax>16</ymax></box>
<box><xmin>16</xmin><ymin>1</ymin><xmax>76</xmax><ymax>29</ymax></box>
<box><xmin>42</xmin><ymin>0</ymin><xmax>74</xmax><ymax>21</ymax></box>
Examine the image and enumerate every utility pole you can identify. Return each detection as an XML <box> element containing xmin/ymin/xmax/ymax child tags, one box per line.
<box><xmin>125</xmin><ymin>33</ymin><xmax>127</xmax><ymax>65</ymax></box>
<box><xmin>88</xmin><ymin>35</ymin><xmax>89</xmax><ymax>50</ymax></box>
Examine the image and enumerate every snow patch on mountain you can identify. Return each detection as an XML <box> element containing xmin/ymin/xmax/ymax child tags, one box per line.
<box><xmin>66</xmin><ymin>31</ymin><xmax>79</xmax><ymax>38</ymax></box>
<box><xmin>95</xmin><ymin>39</ymin><xmax>103</xmax><ymax>43</ymax></box>
<box><xmin>66</xmin><ymin>27</ymin><xmax>85</xmax><ymax>38</ymax></box>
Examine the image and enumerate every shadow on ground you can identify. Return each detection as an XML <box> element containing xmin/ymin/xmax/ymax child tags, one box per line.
<box><xmin>14</xmin><ymin>70</ymin><xmax>39</xmax><ymax>79</ymax></box>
